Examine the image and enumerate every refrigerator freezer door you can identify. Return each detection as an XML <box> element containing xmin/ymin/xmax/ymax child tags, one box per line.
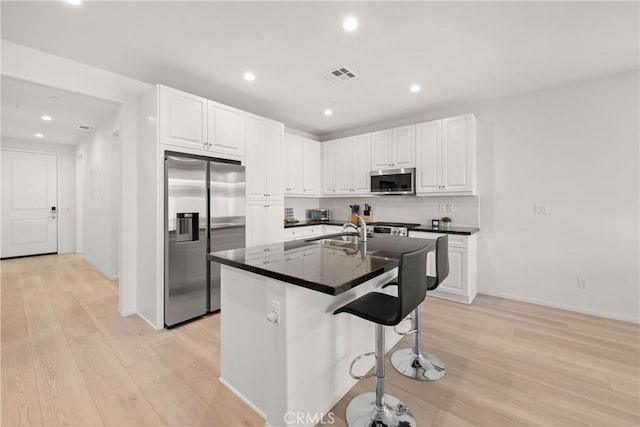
<box><xmin>165</xmin><ymin>155</ymin><xmax>208</xmax><ymax>327</ymax></box>
<box><xmin>209</xmin><ymin>161</ymin><xmax>246</xmax><ymax>312</ymax></box>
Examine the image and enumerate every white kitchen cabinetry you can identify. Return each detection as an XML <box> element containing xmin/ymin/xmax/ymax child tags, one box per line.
<box><xmin>335</xmin><ymin>134</ymin><xmax>371</xmax><ymax>195</ymax></box>
<box><xmin>371</xmin><ymin>125</ymin><xmax>415</xmax><ymax>170</ymax></box>
<box><xmin>408</xmin><ymin>231</ymin><xmax>477</xmax><ymax>304</ymax></box>
<box><xmin>207</xmin><ymin>100</ymin><xmax>245</xmax><ymax>157</ymax></box>
<box><xmin>160</xmin><ymin>86</ymin><xmax>208</xmax><ymax>150</ymax></box>
<box><xmin>416</xmin><ymin>114</ymin><xmax>476</xmax><ymax>195</ymax></box>
<box><xmin>284</xmin><ymin>225</ymin><xmax>324</xmax><ymax>242</ymax></box>
<box><xmin>284</xmin><ymin>133</ymin><xmax>321</xmax><ymax>197</ymax></box>
<box><xmin>322</xmin><ymin>140</ymin><xmax>338</xmax><ymax>195</ymax></box>
<box><xmin>246</xmin><ymin>200</ymin><xmax>284</xmax><ymax>247</ymax></box>
<box><xmin>246</xmin><ymin>113</ymin><xmax>284</xmax><ymax>200</ymax></box>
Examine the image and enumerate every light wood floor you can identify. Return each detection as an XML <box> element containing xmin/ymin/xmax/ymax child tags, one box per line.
<box><xmin>1</xmin><ymin>254</ymin><xmax>638</xmax><ymax>426</ymax></box>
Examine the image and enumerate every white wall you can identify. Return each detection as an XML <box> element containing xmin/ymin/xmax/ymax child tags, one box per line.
<box><xmin>2</xmin><ymin>40</ymin><xmax>152</xmax><ymax>315</ymax></box>
<box><xmin>0</xmin><ymin>139</ymin><xmax>77</xmax><ymax>254</ymax></box>
<box><xmin>323</xmin><ymin>70</ymin><xmax>640</xmax><ymax>323</ymax></box>
<box><xmin>285</xmin><ymin>197</ymin><xmax>320</xmax><ymax>222</ymax></box>
<box><xmin>76</xmin><ymin>111</ymin><xmax>120</xmax><ymax>279</ymax></box>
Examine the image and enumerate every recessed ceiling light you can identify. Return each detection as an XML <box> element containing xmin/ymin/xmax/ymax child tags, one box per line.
<box><xmin>41</xmin><ymin>115</ymin><xmax>52</xmax><ymax>121</ymax></box>
<box><xmin>244</xmin><ymin>72</ymin><xmax>256</xmax><ymax>82</ymax></box>
<box><xmin>324</xmin><ymin>109</ymin><xmax>333</xmax><ymax>116</ymax></box>
<box><xmin>410</xmin><ymin>84</ymin><xmax>421</xmax><ymax>93</ymax></box>
<box><xmin>64</xmin><ymin>0</ymin><xmax>82</xmax><ymax>5</ymax></box>
<box><xmin>343</xmin><ymin>17</ymin><xmax>358</xmax><ymax>32</ymax></box>
<box><xmin>35</xmin><ymin>133</ymin><xmax>44</xmax><ymax>138</ymax></box>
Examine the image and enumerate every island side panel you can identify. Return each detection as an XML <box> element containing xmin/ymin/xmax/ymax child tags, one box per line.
<box><xmin>283</xmin><ymin>269</ymin><xmax>403</xmax><ymax>425</ymax></box>
<box><xmin>220</xmin><ymin>265</ymin><xmax>271</xmax><ymax>418</ymax></box>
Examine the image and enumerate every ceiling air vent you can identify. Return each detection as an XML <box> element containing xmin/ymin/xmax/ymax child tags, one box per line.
<box><xmin>77</xmin><ymin>125</ymin><xmax>91</xmax><ymax>130</ymax></box>
<box><xmin>323</xmin><ymin>66</ymin><xmax>359</xmax><ymax>84</ymax></box>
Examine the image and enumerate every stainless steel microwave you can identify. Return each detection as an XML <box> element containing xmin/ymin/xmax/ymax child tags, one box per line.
<box><xmin>370</xmin><ymin>168</ymin><xmax>415</xmax><ymax>195</ymax></box>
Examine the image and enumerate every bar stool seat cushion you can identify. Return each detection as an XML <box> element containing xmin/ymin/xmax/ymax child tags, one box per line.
<box><xmin>333</xmin><ymin>292</ymin><xmax>401</xmax><ymax>326</ymax></box>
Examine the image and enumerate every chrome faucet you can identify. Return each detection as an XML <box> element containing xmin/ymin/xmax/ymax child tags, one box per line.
<box><xmin>342</xmin><ymin>214</ymin><xmax>368</xmax><ymax>243</ymax></box>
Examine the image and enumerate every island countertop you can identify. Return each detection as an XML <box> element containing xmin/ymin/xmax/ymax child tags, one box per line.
<box><xmin>208</xmin><ymin>234</ymin><xmax>434</xmax><ymax>295</ymax></box>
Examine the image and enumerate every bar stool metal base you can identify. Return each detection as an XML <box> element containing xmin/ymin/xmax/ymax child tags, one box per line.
<box><xmin>346</xmin><ymin>392</ymin><xmax>416</xmax><ymax>427</ymax></box>
<box><xmin>390</xmin><ymin>348</ymin><xmax>446</xmax><ymax>381</ymax></box>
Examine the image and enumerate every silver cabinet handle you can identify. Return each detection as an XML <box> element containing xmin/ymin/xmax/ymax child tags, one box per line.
<box><xmin>264</xmin><ymin>205</ymin><xmax>270</xmax><ymax>207</ymax></box>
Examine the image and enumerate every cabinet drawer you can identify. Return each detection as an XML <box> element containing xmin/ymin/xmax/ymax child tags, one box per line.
<box><xmin>408</xmin><ymin>231</ymin><xmax>468</xmax><ymax>248</ymax></box>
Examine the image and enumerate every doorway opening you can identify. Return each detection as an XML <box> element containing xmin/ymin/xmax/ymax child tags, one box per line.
<box><xmin>1</xmin><ymin>76</ymin><xmax>121</xmax><ymax>280</ymax></box>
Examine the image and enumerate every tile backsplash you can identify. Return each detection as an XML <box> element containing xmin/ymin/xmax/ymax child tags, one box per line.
<box><xmin>319</xmin><ymin>196</ymin><xmax>480</xmax><ymax>227</ymax></box>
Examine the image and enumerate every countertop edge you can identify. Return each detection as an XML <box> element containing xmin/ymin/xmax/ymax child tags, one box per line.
<box><xmin>208</xmin><ymin>253</ymin><xmax>400</xmax><ymax>295</ymax></box>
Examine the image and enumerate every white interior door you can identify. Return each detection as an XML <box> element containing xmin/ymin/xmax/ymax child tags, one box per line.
<box><xmin>1</xmin><ymin>150</ymin><xmax>58</xmax><ymax>258</ymax></box>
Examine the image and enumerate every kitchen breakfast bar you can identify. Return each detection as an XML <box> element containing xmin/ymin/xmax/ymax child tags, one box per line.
<box><xmin>208</xmin><ymin>233</ymin><xmax>435</xmax><ymax>427</ymax></box>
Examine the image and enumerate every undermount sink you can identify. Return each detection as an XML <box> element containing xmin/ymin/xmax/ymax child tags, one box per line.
<box><xmin>307</xmin><ymin>232</ymin><xmax>361</xmax><ymax>247</ymax></box>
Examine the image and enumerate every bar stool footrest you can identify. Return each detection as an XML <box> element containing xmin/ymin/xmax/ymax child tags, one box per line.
<box><xmin>349</xmin><ymin>352</ymin><xmax>378</xmax><ymax>380</ymax></box>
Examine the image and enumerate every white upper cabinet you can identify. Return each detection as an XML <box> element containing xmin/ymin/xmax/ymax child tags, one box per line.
<box><xmin>207</xmin><ymin>100</ymin><xmax>245</xmax><ymax>157</ymax></box>
<box><xmin>332</xmin><ymin>134</ymin><xmax>371</xmax><ymax>195</ymax></box>
<box><xmin>416</xmin><ymin>114</ymin><xmax>476</xmax><ymax>195</ymax></box>
<box><xmin>370</xmin><ymin>125</ymin><xmax>415</xmax><ymax>170</ymax></box>
<box><xmin>246</xmin><ymin>113</ymin><xmax>284</xmax><ymax>200</ymax></box>
<box><xmin>159</xmin><ymin>85</ymin><xmax>246</xmax><ymax>159</ymax></box>
<box><xmin>303</xmin><ymin>138</ymin><xmax>321</xmax><ymax>195</ymax></box>
<box><xmin>284</xmin><ymin>133</ymin><xmax>304</xmax><ymax>194</ymax></box>
<box><xmin>322</xmin><ymin>140</ymin><xmax>338</xmax><ymax>195</ymax></box>
<box><xmin>160</xmin><ymin>86</ymin><xmax>207</xmax><ymax>150</ymax></box>
<box><xmin>284</xmin><ymin>133</ymin><xmax>321</xmax><ymax>197</ymax></box>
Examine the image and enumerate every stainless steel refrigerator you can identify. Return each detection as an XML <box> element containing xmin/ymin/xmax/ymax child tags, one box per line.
<box><xmin>165</xmin><ymin>152</ymin><xmax>245</xmax><ymax>327</ymax></box>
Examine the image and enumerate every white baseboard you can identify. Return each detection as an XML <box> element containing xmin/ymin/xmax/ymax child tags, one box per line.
<box><xmin>137</xmin><ymin>312</ymin><xmax>163</xmax><ymax>330</ymax></box>
<box><xmin>219</xmin><ymin>377</ymin><xmax>267</xmax><ymax>420</ymax></box>
<box><xmin>478</xmin><ymin>290</ymin><xmax>639</xmax><ymax>324</ymax></box>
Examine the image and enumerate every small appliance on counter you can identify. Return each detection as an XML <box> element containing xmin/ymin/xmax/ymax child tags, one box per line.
<box><xmin>309</xmin><ymin>209</ymin><xmax>330</xmax><ymax>222</ymax></box>
<box><xmin>363</xmin><ymin>203</ymin><xmax>372</xmax><ymax>223</ymax></box>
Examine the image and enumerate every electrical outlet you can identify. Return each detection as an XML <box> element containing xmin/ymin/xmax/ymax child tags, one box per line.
<box><xmin>577</xmin><ymin>277</ymin><xmax>588</xmax><ymax>289</ymax></box>
<box><xmin>533</xmin><ymin>204</ymin><xmax>549</xmax><ymax>215</ymax></box>
<box><xmin>438</xmin><ymin>204</ymin><xmax>446</xmax><ymax>213</ymax></box>
<box><xmin>267</xmin><ymin>299</ymin><xmax>280</xmax><ymax>324</ymax></box>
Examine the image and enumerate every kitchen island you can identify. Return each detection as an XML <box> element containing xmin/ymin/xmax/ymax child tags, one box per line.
<box><xmin>208</xmin><ymin>234</ymin><xmax>434</xmax><ymax>427</ymax></box>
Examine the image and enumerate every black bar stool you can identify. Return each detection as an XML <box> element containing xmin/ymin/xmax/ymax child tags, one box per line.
<box><xmin>384</xmin><ymin>235</ymin><xmax>449</xmax><ymax>381</ymax></box>
<box><xmin>333</xmin><ymin>246</ymin><xmax>429</xmax><ymax>427</ymax></box>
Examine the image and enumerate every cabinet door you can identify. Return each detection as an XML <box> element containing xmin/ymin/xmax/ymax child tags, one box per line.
<box><xmin>284</xmin><ymin>133</ymin><xmax>304</xmax><ymax>195</ymax></box>
<box><xmin>303</xmin><ymin>138</ymin><xmax>321</xmax><ymax>196</ymax></box>
<box><xmin>322</xmin><ymin>140</ymin><xmax>338</xmax><ymax>194</ymax></box>
<box><xmin>352</xmin><ymin>134</ymin><xmax>371</xmax><ymax>194</ymax></box>
<box><xmin>265</xmin><ymin>202</ymin><xmax>284</xmax><ymax>244</ymax></box>
<box><xmin>416</xmin><ymin>121</ymin><xmax>442</xmax><ymax>193</ymax></box>
<box><xmin>442</xmin><ymin>116</ymin><xmax>474</xmax><ymax>192</ymax></box>
<box><xmin>246</xmin><ymin>201</ymin><xmax>267</xmax><ymax>247</ymax></box>
<box><xmin>336</xmin><ymin>138</ymin><xmax>353</xmax><ymax>193</ymax></box>
<box><xmin>265</xmin><ymin>119</ymin><xmax>285</xmax><ymax>199</ymax></box>
<box><xmin>439</xmin><ymin>247</ymin><xmax>466</xmax><ymax>295</ymax></box>
<box><xmin>245</xmin><ymin>114</ymin><xmax>267</xmax><ymax>199</ymax></box>
<box><xmin>393</xmin><ymin>125</ymin><xmax>415</xmax><ymax>168</ymax></box>
<box><xmin>371</xmin><ymin>130</ymin><xmax>392</xmax><ymax>170</ymax></box>
<box><xmin>160</xmin><ymin>86</ymin><xmax>207</xmax><ymax>149</ymax></box>
<box><xmin>207</xmin><ymin>101</ymin><xmax>245</xmax><ymax>157</ymax></box>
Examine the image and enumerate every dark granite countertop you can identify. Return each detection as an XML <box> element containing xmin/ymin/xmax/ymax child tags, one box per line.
<box><xmin>410</xmin><ymin>225</ymin><xmax>479</xmax><ymax>235</ymax></box>
<box><xmin>208</xmin><ymin>234</ymin><xmax>435</xmax><ymax>295</ymax></box>
<box><xmin>284</xmin><ymin>220</ymin><xmax>351</xmax><ymax>228</ymax></box>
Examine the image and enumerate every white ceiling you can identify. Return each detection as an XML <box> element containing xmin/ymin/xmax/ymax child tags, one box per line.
<box><xmin>1</xmin><ymin>1</ymin><xmax>637</xmax><ymax>138</ymax></box>
<box><xmin>1</xmin><ymin>76</ymin><xmax>119</xmax><ymax>145</ymax></box>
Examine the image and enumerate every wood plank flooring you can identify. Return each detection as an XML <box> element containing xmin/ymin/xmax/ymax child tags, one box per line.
<box><xmin>2</xmin><ymin>254</ymin><xmax>639</xmax><ymax>426</ymax></box>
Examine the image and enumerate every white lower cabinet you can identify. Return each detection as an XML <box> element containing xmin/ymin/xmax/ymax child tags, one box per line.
<box><xmin>246</xmin><ymin>201</ymin><xmax>284</xmax><ymax>247</ymax></box>
<box><xmin>283</xmin><ymin>225</ymin><xmax>326</xmax><ymax>242</ymax></box>
<box><xmin>408</xmin><ymin>231</ymin><xmax>477</xmax><ymax>304</ymax></box>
